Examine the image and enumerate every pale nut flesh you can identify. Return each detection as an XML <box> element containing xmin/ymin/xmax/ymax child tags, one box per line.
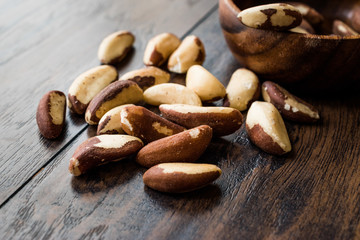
<box><xmin>223</xmin><ymin>68</ymin><xmax>260</xmax><ymax>111</ymax></box>
<box><xmin>262</xmin><ymin>81</ymin><xmax>320</xmax><ymax>123</ymax></box>
<box><xmin>246</xmin><ymin>101</ymin><xmax>291</xmax><ymax>155</ymax></box>
<box><xmin>68</xmin><ymin>65</ymin><xmax>118</xmax><ymax>114</ymax></box>
<box><xmin>143</xmin><ymin>83</ymin><xmax>202</xmax><ymax>106</ymax></box>
<box><xmin>69</xmin><ymin>135</ymin><xmax>143</xmax><ymax>176</ymax></box>
<box><xmin>97</xmin><ymin>104</ymin><xmax>134</xmax><ymax>135</ymax></box>
<box><xmin>167</xmin><ymin>35</ymin><xmax>205</xmax><ymax>73</ymax></box>
<box><xmin>186</xmin><ymin>65</ymin><xmax>226</xmax><ymax>102</ymax></box>
<box><xmin>288</xmin><ymin>2</ymin><xmax>324</xmax><ymax>27</ymax></box>
<box><xmin>143</xmin><ymin>163</ymin><xmax>222</xmax><ymax>193</ymax></box>
<box><xmin>119</xmin><ymin>66</ymin><xmax>170</xmax><ymax>90</ymax></box>
<box><xmin>136</xmin><ymin>125</ymin><xmax>213</xmax><ymax>168</ymax></box>
<box><xmin>237</xmin><ymin>3</ymin><xmax>302</xmax><ymax>31</ymax></box>
<box><xmin>143</xmin><ymin>33</ymin><xmax>181</xmax><ymax>66</ymax></box>
<box><xmin>98</xmin><ymin>30</ymin><xmax>135</xmax><ymax>64</ymax></box>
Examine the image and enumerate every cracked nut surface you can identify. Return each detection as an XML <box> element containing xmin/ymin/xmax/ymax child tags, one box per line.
<box><xmin>69</xmin><ymin>135</ymin><xmax>143</xmax><ymax>176</ymax></box>
<box><xmin>223</xmin><ymin>68</ymin><xmax>260</xmax><ymax>111</ymax></box>
<box><xmin>36</xmin><ymin>90</ymin><xmax>66</xmax><ymax>139</ymax></box>
<box><xmin>143</xmin><ymin>33</ymin><xmax>181</xmax><ymax>66</ymax></box>
<box><xmin>97</xmin><ymin>104</ymin><xmax>134</xmax><ymax>135</ymax></box>
<box><xmin>68</xmin><ymin>65</ymin><xmax>118</xmax><ymax>115</ymax></box>
<box><xmin>186</xmin><ymin>65</ymin><xmax>226</xmax><ymax>102</ymax></box>
<box><xmin>85</xmin><ymin>80</ymin><xmax>143</xmax><ymax>125</ymax></box>
<box><xmin>159</xmin><ymin>104</ymin><xmax>243</xmax><ymax>136</ymax></box>
<box><xmin>143</xmin><ymin>163</ymin><xmax>222</xmax><ymax>193</ymax></box>
<box><xmin>143</xmin><ymin>83</ymin><xmax>202</xmax><ymax>106</ymax></box>
<box><xmin>98</xmin><ymin>30</ymin><xmax>135</xmax><ymax>64</ymax></box>
<box><xmin>237</xmin><ymin>3</ymin><xmax>302</xmax><ymax>31</ymax></box>
<box><xmin>262</xmin><ymin>81</ymin><xmax>320</xmax><ymax>123</ymax></box>
<box><xmin>136</xmin><ymin>125</ymin><xmax>212</xmax><ymax>168</ymax></box>
<box><xmin>167</xmin><ymin>35</ymin><xmax>205</xmax><ymax>73</ymax></box>
<box><xmin>246</xmin><ymin>101</ymin><xmax>291</xmax><ymax>155</ymax></box>
<box><xmin>119</xmin><ymin>66</ymin><xmax>170</xmax><ymax>90</ymax></box>
<box><xmin>120</xmin><ymin>105</ymin><xmax>185</xmax><ymax>143</ymax></box>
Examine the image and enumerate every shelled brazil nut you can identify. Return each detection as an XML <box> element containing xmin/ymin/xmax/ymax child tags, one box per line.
<box><xmin>85</xmin><ymin>80</ymin><xmax>143</xmax><ymax>125</ymax></box>
<box><xmin>246</xmin><ymin>101</ymin><xmax>291</xmax><ymax>155</ymax></box>
<box><xmin>119</xmin><ymin>66</ymin><xmax>170</xmax><ymax>90</ymax></box>
<box><xmin>68</xmin><ymin>65</ymin><xmax>118</xmax><ymax>114</ymax></box>
<box><xmin>36</xmin><ymin>90</ymin><xmax>66</xmax><ymax>139</ymax></box>
<box><xmin>97</xmin><ymin>104</ymin><xmax>134</xmax><ymax>135</ymax></box>
<box><xmin>223</xmin><ymin>68</ymin><xmax>260</xmax><ymax>111</ymax></box>
<box><xmin>143</xmin><ymin>33</ymin><xmax>181</xmax><ymax>66</ymax></box>
<box><xmin>136</xmin><ymin>125</ymin><xmax>213</xmax><ymax>168</ymax></box>
<box><xmin>332</xmin><ymin>20</ymin><xmax>359</xmax><ymax>36</ymax></box>
<box><xmin>288</xmin><ymin>2</ymin><xmax>324</xmax><ymax>29</ymax></box>
<box><xmin>120</xmin><ymin>105</ymin><xmax>186</xmax><ymax>143</ymax></box>
<box><xmin>69</xmin><ymin>135</ymin><xmax>143</xmax><ymax>176</ymax></box>
<box><xmin>159</xmin><ymin>104</ymin><xmax>243</xmax><ymax>136</ymax></box>
<box><xmin>186</xmin><ymin>65</ymin><xmax>226</xmax><ymax>102</ymax></box>
<box><xmin>237</xmin><ymin>3</ymin><xmax>302</xmax><ymax>31</ymax></box>
<box><xmin>143</xmin><ymin>163</ymin><xmax>222</xmax><ymax>193</ymax></box>
<box><xmin>143</xmin><ymin>83</ymin><xmax>202</xmax><ymax>106</ymax></box>
<box><xmin>262</xmin><ymin>81</ymin><xmax>320</xmax><ymax>123</ymax></box>
<box><xmin>168</xmin><ymin>35</ymin><xmax>205</xmax><ymax>73</ymax></box>
<box><xmin>98</xmin><ymin>30</ymin><xmax>135</xmax><ymax>64</ymax></box>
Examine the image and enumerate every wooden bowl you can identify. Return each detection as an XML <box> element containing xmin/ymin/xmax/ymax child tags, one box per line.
<box><xmin>219</xmin><ymin>0</ymin><xmax>360</xmax><ymax>93</ymax></box>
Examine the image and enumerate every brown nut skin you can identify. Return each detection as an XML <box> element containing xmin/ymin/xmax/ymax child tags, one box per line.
<box><xmin>68</xmin><ymin>65</ymin><xmax>118</xmax><ymax>115</ymax></box>
<box><xmin>237</xmin><ymin>3</ymin><xmax>302</xmax><ymax>31</ymax></box>
<box><xmin>98</xmin><ymin>30</ymin><xmax>135</xmax><ymax>65</ymax></box>
<box><xmin>332</xmin><ymin>20</ymin><xmax>359</xmax><ymax>37</ymax></box>
<box><xmin>136</xmin><ymin>125</ymin><xmax>212</xmax><ymax>168</ymax></box>
<box><xmin>159</xmin><ymin>104</ymin><xmax>243</xmax><ymax>136</ymax></box>
<box><xmin>85</xmin><ymin>80</ymin><xmax>143</xmax><ymax>125</ymax></box>
<box><xmin>69</xmin><ymin>135</ymin><xmax>143</xmax><ymax>176</ymax></box>
<box><xmin>246</xmin><ymin>101</ymin><xmax>291</xmax><ymax>155</ymax></box>
<box><xmin>167</xmin><ymin>35</ymin><xmax>205</xmax><ymax>73</ymax></box>
<box><xmin>290</xmin><ymin>19</ymin><xmax>315</xmax><ymax>34</ymax></box>
<box><xmin>262</xmin><ymin>81</ymin><xmax>320</xmax><ymax>123</ymax></box>
<box><xmin>36</xmin><ymin>90</ymin><xmax>66</xmax><ymax>139</ymax></box>
<box><xmin>120</xmin><ymin>105</ymin><xmax>186</xmax><ymax>143</ymax></box>
<box><xmin>143</xmin><ymin>163</ymin><xmax>222</xmax><ymax>193</ymax></box>
<box><xmin>143</xmin><ymin>33</ymin><xmax>181</xmax><ymax>66</ymax></box>
<box><xmin>288</xmin><ymin>2</ymin><xmax>324</xmax><ymax>28</ymax></box>
<box><xmin>223</xmin><ymin>68</ymin><xmax>260</xmax><ymax>111</ymax></box>
<box><xmin>119</xmin><ymin>66</ymin><xmax>170</xmax><ymax>90</ymax></box>
<box><xmin>97</xmin><ymin>104</ymin><xmax>134</xmax><ymax>135</ymax></box>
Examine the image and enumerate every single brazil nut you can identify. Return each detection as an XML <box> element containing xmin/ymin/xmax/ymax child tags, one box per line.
<box><xmin>332</xmin><ymin>20</ymin><xmax>359</xmax><ymax>37</ymax></box>
<box><xmin>288</xmin><ymin>2</ymin><xmax>324</xmax><ymax>28</ymax></box>
<box><xmin>223</xmin><ymin>68</ymin><xmax>260</xmax><ymax>111</ymax></box>
<box><xmin>246</xmin><ymin>101</ymin><xmax>291</xmax><ymax>155</ymax></box>
<box><xmin>143</xmin><ymin>83</ymin><xmax>202</xmax><ymax>106</ymax></box>
<box><xmin>98</xmin><ymin>30</ymin><xmax>135</xmax><ymax>64</ymax></box>
<box><xmin>143</xmin><ymin>33</ymin><xmax>181</xmax><ymax>66</ymax></box>
<box><xmin>68</xmin><ymin>65</ymin><xmax>118</xmax><ymax>114</ymax></box>
<box><xmin>237</xmin><ymin>3</ymin><xmax>302</xmax><ymax>31</ymax></box>
<box><xmin>159</xmin><ymin>104</ymin><xmax>243</xmax><ymax>136</ymax></box>
<box><xmin>143</xmin><ymin>163</ymin><xmax>222</xmax><ymax>193</ymax></box>
<box><xmin>119</xmin><ymin>66</ymin><xmax>170</xmax><ymax>90</ymax></box>
<box><xmin>262</xmin><ymin>81</ymin><xmax>320</xmax><ymax>123</ymax></box>
<box><xmin>167</xmin><ymin>35</ymin><xmax>205</xmax><ymax>74</ymax></box>
<box><xmin>136</xmin><ymin>125</ymin><xmax>212</xmax><ymax>168</ymax></box>
<box><xmin>36</xmin><ymin>90</ymin><xmax>66</xmax><ymax>139</ymax></box>
<box><xmin>97</xmin><ymin>104</ymin><xmax>134</xmax><ymax>135</ymax></box>
<box><xmin>85</xmin><ymin>80</ymin><xmax>143</xmax><ymax>125</ymax></box>
<box><xmin>120</xmin><ymin>105</ymin><xmax>186</xmax><ymax>143</ymax></box>
<box><xmin>350</xmin><ymin>6</ymin><xmax>360</xmax><ymax>32</ymax></box>
<box><xmin>69</xmin><ymin>135</ymin><xmax>143</xmax><ymax>176</ymax></box>
<box><xmin>186</xmin><ymin>65</ymin><xmax>226</xmax><ymax>102</ymax></box>
<box><xmin>290</xmin><ymin>19</ymin><xmax>315</xmax><ymax>34</ymax></box>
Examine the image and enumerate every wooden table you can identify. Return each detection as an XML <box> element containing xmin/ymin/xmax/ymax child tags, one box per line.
<box><xmin>1</xmin><ymin>0</ymin><xmax>359</xmax><ymax>239</ymax></box>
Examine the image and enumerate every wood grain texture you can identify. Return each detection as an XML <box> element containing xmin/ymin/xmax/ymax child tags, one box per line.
<box><xmin>0</xmin><ymin>0</ymin><xmax>218</xmax><ymax>204</ymax></box>
<box><xmin>1</xmin><ymin>7</ymin><xmax>359</xmax><ymax>240</ymax></box>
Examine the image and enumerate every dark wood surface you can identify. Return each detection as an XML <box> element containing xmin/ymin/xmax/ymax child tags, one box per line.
<box><xmin>1</xmin><ymin>0</ymin><xmax>359</xmax><ymax>239</ymax></box>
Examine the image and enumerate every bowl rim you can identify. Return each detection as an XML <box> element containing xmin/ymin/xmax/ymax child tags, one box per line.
<box><xmin>223</xmin><ymin>0</ymin><xmax>360</xmax><ymax>40</ymax></box>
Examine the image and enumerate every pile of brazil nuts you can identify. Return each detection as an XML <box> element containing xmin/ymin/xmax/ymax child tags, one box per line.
<box><xmin>237</xmin><ymin>2</ymin><xmax>360</xmax><ymax>36</ymax></box>
<box><xmin>36</xmin><ymin>7</ymin><xmax>322</xmax><ymax>192</ymax></box>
